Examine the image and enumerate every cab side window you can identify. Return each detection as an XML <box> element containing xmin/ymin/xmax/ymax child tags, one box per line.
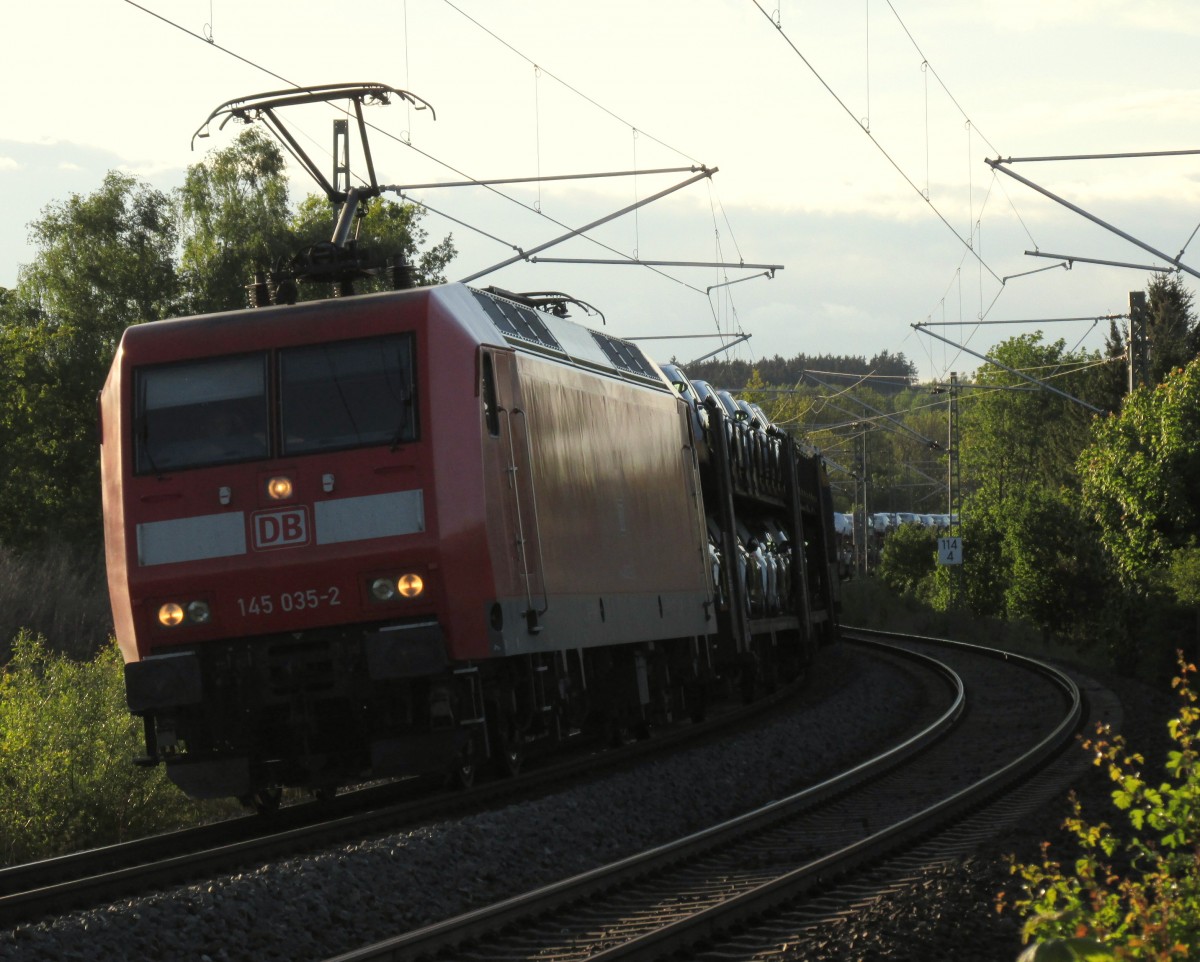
<box><xmin>482</xmin><ymin>352</ymin><xmax>501</xmax><ymax>438</ymax></box>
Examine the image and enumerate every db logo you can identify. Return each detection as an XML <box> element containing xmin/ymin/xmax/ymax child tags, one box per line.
<box><xmin>252</xmin><ymin>507</ymin><xmax>310</xmax><ymax>550</ymax></box>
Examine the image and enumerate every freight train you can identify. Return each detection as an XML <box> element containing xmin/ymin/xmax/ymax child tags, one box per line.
<box><xmin>99</xmin><ymin>282</ymin><xmax>840</xmax><ymax>809</ymax></box>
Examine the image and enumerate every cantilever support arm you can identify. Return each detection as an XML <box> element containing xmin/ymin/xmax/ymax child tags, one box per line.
<box><xmin>457</xmin><ymin>167</ymin><xmax>718</xmax><ymax>284</ymax></box>
<box><xmin>986</xmin><ymin>157</ymin><xmax>1200</xmax><ymax>282</ymax></box>
<box><xmin>913</xmin><ymin>321</ymin><xmax>1104</xmax><ymax>414</ymax></box>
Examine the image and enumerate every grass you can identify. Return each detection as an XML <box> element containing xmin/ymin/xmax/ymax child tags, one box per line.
<box><xmin>839</xmin><ymin>575</ymin><xmax>1113</xmax><ymax>672</ymax></box>
<box><xmin>0</xmin><ymin>542</ymin><xmax>112</xmax><ymax>663</ymax></box>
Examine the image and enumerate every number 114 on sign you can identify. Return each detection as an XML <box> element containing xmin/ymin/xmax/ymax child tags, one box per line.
<box><xmin>938</xmin><ymin>537</ymin><xmax>963</xmax><ymax>565</ymax></box>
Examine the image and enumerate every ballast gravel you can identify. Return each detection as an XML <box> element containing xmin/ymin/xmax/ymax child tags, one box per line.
<box><xmin>0</xmin><ymin>642</ymin><xmax>1167</xmax><ymax>962</ymax></box>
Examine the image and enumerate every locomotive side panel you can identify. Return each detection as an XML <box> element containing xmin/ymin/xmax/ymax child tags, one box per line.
<box><xmin>476</xmin><ymin>346</ymin><xmax>547</xmax><ymax>650</ymax></box>
<box><xmin>491</xmin><ymin>352</ymin><xmax>713</xmax><ymax>655</ymax></box>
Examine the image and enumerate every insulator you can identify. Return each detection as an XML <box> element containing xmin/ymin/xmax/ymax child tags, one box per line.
<box><xmin>248</xmin><ymin>272</ymin><xmax>271</xmax><ymax>309</ymax></box>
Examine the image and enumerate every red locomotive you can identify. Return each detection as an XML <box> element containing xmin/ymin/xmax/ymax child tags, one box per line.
<box><xmin>99</xmin><ymin>283</ymin><xmax>839</xmax><ymax>806</ymax></box>
<box><xmin>98</xmin><ymin>85</ymin><xmax>839</xmax><ymax>809</ymax></box>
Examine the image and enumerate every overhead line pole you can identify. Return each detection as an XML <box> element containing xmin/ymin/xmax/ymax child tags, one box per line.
<box><xmin>686</xmin><ymin>334</ymin><xmax>752</xmax><ymax>365</ymax></box>
<box><xmin>529</xmin><ymin>257</ymin><xmax>782</xmax><ymax>270</ymax></box>
<box><xmin>627</xmin><ymin>334</ymin><xmax>751</xmax><ymax>341</ymax></box>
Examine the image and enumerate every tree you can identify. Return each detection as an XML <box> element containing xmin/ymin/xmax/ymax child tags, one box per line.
<box><xmin>0</xmin><ymin>172</ymin><xmax>177</xmax><ymax>547</ymax></box>
<box><xmin>1096</xmin><ymin>317</ymin><xmax>1129</xmax><ymax>414</ymax></box>
<box><xmin>0</xmin><ymin>632</ymin><xmax>224</xmax><ymax>863</ymax></box>
<box><xmin>1079</xmin><ymin>358</ymin><xmax>1200</xmax><ymax>587</ymax></box>
<box><xmin>1145</xmin><ymin>273</ymin><xmax>1198</xmax><ymax>385</ymax></box>
<box><xmin>177</xmin><ymin>127</ymin><xmax>294</xmax><ymax>315</ymax></box>
<box><xmin>289</xmin><ymin>193</ymin><xmax>455</xmax><ymax>297</ymax></box>
<box><xmin>686</xmin><ymin>350</ymin><xmax>917</xmax><ymax>397</ymax></box>
<box><xmin>960</xmin><ymin>333</ymin><xmax>1103</xmax><ymax>502</ymax></box>
<box><xmin>994</xmin><ymin>487</ymin><xmax>1114</xmax><ymax>640</ymax></box>
<box><xmin>876</xmin><ymin>522</ymin><xmax>938</xmax><ymax>598</ymax></box>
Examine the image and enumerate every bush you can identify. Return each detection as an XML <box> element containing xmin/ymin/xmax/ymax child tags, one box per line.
<box><xmin>0</xmin><ymin>631</ymin><xmax>227</xmax><ymax>864</ymax></box>
<box><xmin>1005</xmin><ymin>655</ymin><xmax>1200</xmax><ymax>958</ymax></box>
<box><xmin>876</xmin><ymin>523</ymin><xmax>939</xmax><ymax>598</ymax></box>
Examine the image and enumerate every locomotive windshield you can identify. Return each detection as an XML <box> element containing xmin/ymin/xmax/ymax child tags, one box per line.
<box><xmin>135</xmin><ymin>354</ymin><xmax>269</xmax><ymax>474</ymax></box>
<box><xmin>280</xmin><ymin>334</ymin><xmax>417</xmax><ymax>455</ymax></box>
<box><xmin>133</xmin><ymin>333</ymin><xmax>418</xmax><ymax>474</ymax></box>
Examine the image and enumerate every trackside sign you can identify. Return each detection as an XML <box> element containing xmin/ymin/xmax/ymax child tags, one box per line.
<box><xmin>938</xmin><ymin>536</ymin><xmax>963</xmax><ymax>565</ymax></box>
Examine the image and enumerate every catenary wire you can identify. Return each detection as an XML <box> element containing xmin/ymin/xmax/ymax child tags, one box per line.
<box><xmin>120</xmin><ymin>0</ymin><xmax>721</xmax><ymax>300</ymax></box>
<box><xmin>748</xmin><ymin>0</ymin><xmax>1003</xmax><ymax>287</ymax></box>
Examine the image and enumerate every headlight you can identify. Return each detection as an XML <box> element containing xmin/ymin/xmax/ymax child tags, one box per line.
<box><xmin>158</xmin><ymin>600</ymin><xmax>211</xmax><ymax>627</ymax></box>
<box><xmin>369</xmin><ymin>572</ymin><xmax>425</xmax><ymax>602</ymax></box>
<box><xmin>267</xmin><ymin>476</ymin><xmax>294</xmax><ymax>500</ymax></box>
<box><xmin>186</xmin><ymin>600</ymin><xmax>211</xmax><ymax>624</ymax></box>
<box><xmin>371</xmin><ymin>577</ymin><xmax>397</xmax><ymax>601</ymax></box>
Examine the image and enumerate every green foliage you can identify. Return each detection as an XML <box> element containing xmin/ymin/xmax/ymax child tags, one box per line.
<box><xmin>178</xmin><ymin>127</ymin><xmax>294</xmax><ymax>314</ymax></box>
<box><xmin>1079</xmin><ymin>358</ymin><xmax>1200</xmax><ymax>587</ymax></box>
<box><xmin>0</xmin><ymin>632</ymin><xmax>222</xmax><ymax>865</ymax></box>
<box><xmin>1144</xmin><ymin>274</ymin><xmax>1199</xmax><ymax>386</ymax></box>
<box><xmin>1167</xmin><ymin>546</ymin><xmax>1200</xmax><ymax>608</ymax></box>
<box><xmin>0</xmin><ymin>172</ymin><xmax>178</xmax><ymax>548</ymax></box>
<box><xmin>961</xmin><ymin>333</ymin><xmax>1102</xmax><ymax>502</ymax></box>
<box><xmin>1005</xmin><ymin>657</ymin><xmax>1200</xmax><ymax>958</ymax></box>
<box><xmin>876</xmin><ymin>522</ymin><xmax>938</xmax><ymax>597</ymax></box>
<box><xmin>1017</xmin><ymin>938</ymin><xmax>1115</xmax><ymax>961</ymax></box>
<box><xmin>290</xmin><ymin>193</ymin><xmax>456</xmax><ymax>297</ymax></box>
<box><xmin>685</xmin><ymin>348</ymin><xmax>918</xmax><ymax>397</ymax></box>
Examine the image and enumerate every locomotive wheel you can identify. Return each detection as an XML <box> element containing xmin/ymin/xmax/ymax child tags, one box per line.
<box><xmin>449</xmin><ymin>728</ymin><xmax>481</xmax><ymax>790</ymax></box>
<box><xmin>495</xmin><ymin>726</ymin><xmax>524</xmax><ymax>777</ymax></box>
<box><xmin>248</xmin><ymin>786</ymin><xmax>282</xmax><ymax>816</ymax></box>
<box><xmin>488</xmin><ymin>701</ymin><xmax>525</xmax><ymax>777</ymax></box>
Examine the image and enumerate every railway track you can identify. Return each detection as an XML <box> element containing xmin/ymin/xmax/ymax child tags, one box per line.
<box><xmin>322</xmin><ymin>631</ymin><xmax>1089</xmax><ymax>962</ymax></box>
<box><xmin>0</xmin><ymin>656</ymin><xmax>815</xmax><ymax>928</ymax></box>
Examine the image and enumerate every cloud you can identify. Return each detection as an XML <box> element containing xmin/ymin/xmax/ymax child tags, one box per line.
<box><xmin>0</xmin><ymin>157</ymin><xmax>18</xmax><ymax>172</ymax></box>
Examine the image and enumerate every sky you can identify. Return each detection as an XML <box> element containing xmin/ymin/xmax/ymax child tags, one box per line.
<box><xmin>4</xmin><ymin>0</ymin><xmax>1200</xmax><ymax>383</ymax></box>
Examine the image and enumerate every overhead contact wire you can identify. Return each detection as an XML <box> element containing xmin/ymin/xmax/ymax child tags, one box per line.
<box><xmin>121</xmin><ymin>0</ymin><xmax>710</xmax><ymax>297</ymax></box>
<box><xmin>749</xmin><ymin>0</ymin><xmax>1003</xmax><ymax>286</ymax></box>
<box><xmin>435</xmin><ymin>0</ymin><xmax>700</xmax><ymax>166</ymax></box>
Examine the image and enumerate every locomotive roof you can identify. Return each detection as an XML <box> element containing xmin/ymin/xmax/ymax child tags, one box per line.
<box><xmin>113</xmin><ymin>283</ymin><xmax>671</xmax><ymax>392</ymax></box>
<box><xmin>467</xmin><ymin>287</ymin><xmax>667</xmax><ymax>390</ymax></box>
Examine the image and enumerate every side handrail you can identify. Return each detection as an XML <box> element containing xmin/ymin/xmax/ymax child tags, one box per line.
<box><xmin>498</xmin><ymin>407</ymin><xmax>549</xmax><ymax>629</ymax></box>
